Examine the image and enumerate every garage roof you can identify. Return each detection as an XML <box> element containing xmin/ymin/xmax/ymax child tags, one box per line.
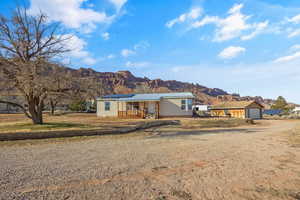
<box><xmin>210</xmin><ymin>101</ymin><xmax>264</xmax><ymax>109</ymax></box>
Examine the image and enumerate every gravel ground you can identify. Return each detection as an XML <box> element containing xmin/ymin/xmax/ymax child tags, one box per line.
<box><xmin>0</xmin><ymin>120</ymin><xmax>300</xmax><ymax>200</ymax></box>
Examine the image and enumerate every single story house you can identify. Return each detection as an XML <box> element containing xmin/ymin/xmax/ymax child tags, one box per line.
<box><xmin>210</xmin><ymin>101</ymin><xmax>264</xmax><ymax>119</ymax></box>
<box><xmin>96</xmin><ymin>92</ymin><xmax>194</xmax><ymax>119</ymax></box>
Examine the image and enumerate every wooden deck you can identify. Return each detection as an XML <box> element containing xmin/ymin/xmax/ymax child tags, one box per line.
<box><xmin>118</xmin><ymin>110</ymin><xmax>145</xmax><ymax>119</ymax></box>
<box><xmin>117</xmin><ymin>101</ymin><xmax>160</xmax><ymax>119</ymax></box>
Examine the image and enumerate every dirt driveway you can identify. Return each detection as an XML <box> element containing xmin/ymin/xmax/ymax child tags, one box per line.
<box><xmin>0</xmin><ymin>120</ymin><xmax>299</xmax><ymax>200</ymax></box>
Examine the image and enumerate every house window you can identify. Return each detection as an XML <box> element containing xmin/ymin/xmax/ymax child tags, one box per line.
<box><xmin>187</xmin><ymin>99</ymin><xmax>193</xmax><ymax>110</ymax></box>
<box><xmin>104</xmin><ymin>102</ymin><xmax>110</xmax><ymax>111</ymax></box>
<box><xmin>181</xmin><ymin>100</ymin><xmax>186</xmax><ymax>110</ymax></box>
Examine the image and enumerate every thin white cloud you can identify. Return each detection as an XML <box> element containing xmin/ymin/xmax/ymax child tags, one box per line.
<box><xmin>121</xmin><ymin>41</ymin><xmax>150</xmax><ymax>57</ymax></box>
<box><xmin>228</xmin><ymin>3</ymin><xmax>243</xmax><ymax>14</ymax></box>
<box><xmin>86</xmin><ymin>3</ymin><xmax>95</xmax><ymax>8</ymax></box>
<box><xmin>274</xmin><ymin>51</ymin><xmax>300</xmax><ymax>63</ymax></box>
<box><xmin>290</xmin><ymin>44</ymin><xmax>300</xmax><ymax>52</ymax></box>
<box><xmin>98</xmin><ymin>54</ymin><xmax>116</xmax><ymax>61</ymax></box>
<box><xmin>101</xmin><ymin>32</ymin><xmax>110</xmax><ymax>40</ymax></box>
<box><xmin>109</xmin><ymin>0</ymin><xmax>127</xmax><ymax>12</ymax></box>
<box><xmin>171</xmin><ymin>66</ymin><xmax>187</xmax><ymax>73</ymax></box>
<box><xmin>82</xmin><ymin>57</ymin><xmax>97</xmax><ymax>65</ymax></box>
<box><xmin>121</xmin><ymin>49</ymin><xmax>136</xmax><ymax>57</ymax></box>
<box><xmin>191</xmin><ymin>4</ymin><xmax>268</xmax><ymax>42</ymax></box>
<box><xmin>288</xmin><ymin>14</ymin><xmax>300</xmax><ymax>24</ymax></box>
<box><xmin>288</xmin><ymin>29</ymin><xmax>300</xmax><ymax>38</ymax></box>
<box><xmin>166</xmin><ymin>7</ymin><xmax>202</xmax><ymax>28</ymax></box>
<box><xmin>218</xmin><ymin>46</ymin><xmax>246</xmax><ymax>59</ymax></box>
<box><xmin>107</xmin><ymin>54</ymin><xmax>115</xmax><ymax>59</ymax></box>
<box><xmin>191</xmin><ymin>16</ymin><xmax>220</xmax><ymax>28</ymax></box>
<box><xmin>134</xmin><ymin>41</ymin><xmax>150</xmax><ymax>50</ymax></box>
<box><xmin>241</xmin><ymin>21</ymin><xmax>269</xmax><ymax>40</ymax></box>
<box><xmin>125</xmin><ymin>61</ymin><xmax>150</xmax><ymax>68</ymax></box>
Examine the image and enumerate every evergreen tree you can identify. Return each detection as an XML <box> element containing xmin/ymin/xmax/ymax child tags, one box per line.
<box><xmin>271</xmin><ymin>96</ymin><xmax>288</xmax><ymax>111</ymax></box>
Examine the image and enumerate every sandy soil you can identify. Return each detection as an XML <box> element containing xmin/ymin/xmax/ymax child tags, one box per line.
<box><xmin>0</xmin><ymin>120</ymin><xmax>299</xmax><ymax>200</ymax></box>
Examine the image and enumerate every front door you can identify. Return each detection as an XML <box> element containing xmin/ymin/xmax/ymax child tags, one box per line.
<box><xmin>147</xmin><ymin>102</ymin><xmax>155</xmax><ymax>114</ymax></box>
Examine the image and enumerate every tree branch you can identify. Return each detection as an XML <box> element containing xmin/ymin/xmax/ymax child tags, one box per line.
<box><xmin>0</xmin><ymin>100</ymin><xmax>32</xmax><ymax>119</ymax></box>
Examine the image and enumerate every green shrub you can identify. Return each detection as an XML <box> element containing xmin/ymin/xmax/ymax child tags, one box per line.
<box><xmin>69</xmin><ymin>100</ymin><xmax>87</xmax><ymax>112</ymax></box>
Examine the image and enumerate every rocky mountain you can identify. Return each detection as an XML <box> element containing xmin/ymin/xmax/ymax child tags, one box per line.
<box><xmin>63</xmin><ymin>67</ymin><xmax>275</xmax><ymax>106</ymax></box>
<box><xmin>0</xmin><ymin>64</ymin><xmax>276</xmax><ymax>107</ymax></box>
<box><xmin>71</xmin><ymin>68</ymin><xmax>228</xmax><ymax>102</ymax></box>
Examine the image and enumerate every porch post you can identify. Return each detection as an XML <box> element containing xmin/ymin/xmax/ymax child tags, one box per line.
<box><xmin>117</xmin><ymin>101</ymin><xmax>119</xmax><ymax>117</ymax></box>
<box><xmin>143</xmin><ymin>102</ymin><xmax>146</xmax><ymax>118</ymax></box>
<box><xmin>155</xmin><ymin>101</ymin><xmax>160</xmax><ymax>119</ymax></box>
<box><xmin>157</xmin><ymin>101</ymin><xmax>160</xmax><ymax>119</ymax></box>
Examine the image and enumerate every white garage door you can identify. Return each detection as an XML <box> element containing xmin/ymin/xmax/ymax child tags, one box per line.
<box><xmin>248</xmin><ymin>108</ymin><xmax>260</xmax><ymax>119</ymax></box>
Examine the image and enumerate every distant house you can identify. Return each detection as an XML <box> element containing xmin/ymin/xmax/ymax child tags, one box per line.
<box><xmin>192</xmin><ymin>105</ymin><xmax>210</xmax><ymax>111</ymax></box>
<box><xmin>96</xmin><ymin>92</ymin><xmax>194</xmax><ymax>119</ymax></box>
<box><xmin>210</xmin><ymin>101</ymin><xmax>264</xmax><ymax>119</ymax></box>
<box><xmin>292</xmin><ymin>107</ymin><xmax>300</xmax><ymax>115</ymax></box>
<box><xmin>263</xmin><ymin>109</ymin><xmax>283</xmax><ymax>116</ymax></box>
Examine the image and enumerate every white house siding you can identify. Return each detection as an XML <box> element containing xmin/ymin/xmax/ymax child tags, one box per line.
<box><xmin>293</xmin><ymin>107</ymin><xmax>300</xmax><ymax>114</ymax></box>
<box><xmin>159</xmin><ymin>98</ymin><xmax>193</xmax><ymax>117</ymax></box>
<box><xmin>97</xmin><ymin>100</ymin><xmax>118</xmax><ymax>117</ymax></box>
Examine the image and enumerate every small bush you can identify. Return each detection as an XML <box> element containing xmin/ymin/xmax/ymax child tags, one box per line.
<box><xmin>69</xmin><ymin>100</ymin><xmax>87</xmax><ymax>112</ymax></box>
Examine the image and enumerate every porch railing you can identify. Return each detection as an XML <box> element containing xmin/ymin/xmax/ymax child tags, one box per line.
<box><xmin>118</xmin><ymin>110</ymin><xmax>145</xmax><ymax>118</ymax></box>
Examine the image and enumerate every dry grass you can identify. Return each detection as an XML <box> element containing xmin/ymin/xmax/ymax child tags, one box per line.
<box><xmin>0</xmin><ymin>113</ymin><xmax>256</xmax><ymax>136</ymax></box>
<box><xmin>0</xmin><ymin>122</ymin><xmax>91</xmax><ymax>133</ymax></box>
<box><xmin>0</xmin><ymin>130</ymin><xmax>145</xmax><ymax>147</ymax></box>
<box><xmin>0</xmin><ymin>113</ymin><xmax>147</xmax><ymax>133</ymax></box>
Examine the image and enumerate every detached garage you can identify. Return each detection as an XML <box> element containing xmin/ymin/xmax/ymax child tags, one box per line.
<box><xmin>210</xmin><ymin>101</ymin><xmax>264</xmax><ymax>119</ymax></box>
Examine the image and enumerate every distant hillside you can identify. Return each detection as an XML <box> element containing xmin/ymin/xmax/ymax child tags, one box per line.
<box><xmin>63</xmin><ymin>67</ymin><xmax>275</xmax><ymax>106</ymax></box>
<box><xmin>0</xmin><ymin>64</ymin><xmax>276</xmax><ymax>107</ymax></box>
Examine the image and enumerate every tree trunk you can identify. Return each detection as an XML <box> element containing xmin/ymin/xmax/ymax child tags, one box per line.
<box><xmin>28</xmin><ymin>99</ymin><xmax>44</xmax><ymax>125</ymax></box>
<box><xmin>50</xmin><ymin>100</ymin><xmax>55</xmax><ymax>115</ymax></box>
<box><xmin>50</xmin><ymin>107</ymin><xmax>55</xmax><ymax>116</ymax></box>
<box><xmin>31</xmin><ymin>112</ymin><xmax>43</xmax><ymax>124</ymax></box>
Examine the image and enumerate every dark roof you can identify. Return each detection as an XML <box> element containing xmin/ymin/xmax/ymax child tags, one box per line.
<box><xmin>210</xmin><ymin>101</ymin><xmax>264</xmax><ymax>109</ymax></box>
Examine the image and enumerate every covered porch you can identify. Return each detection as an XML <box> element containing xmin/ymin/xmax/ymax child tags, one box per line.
<box><xmin>117</xmin><ymin>101</ymin><xmax>160</xmax><ymax>119</ymax></box>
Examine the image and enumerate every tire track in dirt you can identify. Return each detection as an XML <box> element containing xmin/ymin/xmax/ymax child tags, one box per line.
<box><xmin>18</xmin><ymin>161</ymin><xmax>207</xmax><ymax>194</ymax></box>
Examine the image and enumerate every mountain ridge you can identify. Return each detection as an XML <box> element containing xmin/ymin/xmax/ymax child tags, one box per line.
<box><xmin>71</xmin><ymin>67</ymin><xmax>274</xmax><ymax>107</ymax></box>
<box><xmin>0</xmin><ymin>63</ymin><xmax>276</xmax><ymax>108</ymax></box>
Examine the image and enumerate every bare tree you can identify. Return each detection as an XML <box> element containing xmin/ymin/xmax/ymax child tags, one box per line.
<box><xmin>46</xmin><ymin>65</ymin><xmax>71</xmax><ymax>115</ymax></box>
<box><xmin>0</xmin><ymin>8</ymin><xmax>70</xmax><ymax>124</ymax></box>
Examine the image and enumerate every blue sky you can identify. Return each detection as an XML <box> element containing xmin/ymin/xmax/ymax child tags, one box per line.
<box><xmin>2</xmin><ymin>0</ymin><xmax>300</xmax><ymax>103</ymax></box>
